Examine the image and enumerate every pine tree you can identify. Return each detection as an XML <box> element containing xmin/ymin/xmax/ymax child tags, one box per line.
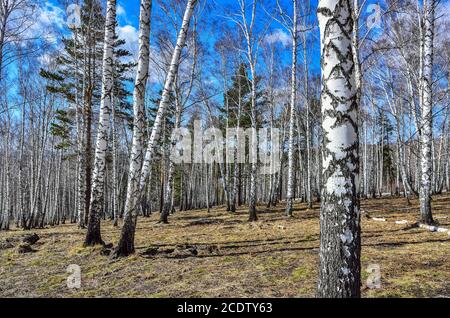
<box><xmin>40</xmin><ymin>0</ymin><xmax>133</xmax><ymax>231</ymax></box>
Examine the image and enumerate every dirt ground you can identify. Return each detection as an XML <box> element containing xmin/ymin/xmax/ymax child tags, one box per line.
<box><xmin>0</xmin><ymin>195</ymin><xmax>449</xmax><ymax>298</ymax></box>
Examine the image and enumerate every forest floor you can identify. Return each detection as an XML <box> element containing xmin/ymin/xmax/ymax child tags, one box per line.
<box><xmin>0</xmin><ymin>195</ymin><xmax>449</xmax><ymax>298</ymax></box>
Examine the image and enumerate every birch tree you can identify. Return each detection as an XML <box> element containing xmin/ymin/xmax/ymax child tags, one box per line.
<box><xmin>0</xmin><ymin>0</ymin><xmax>37</xmax><ymax>82</ymax></box>
<box><xmin>285</xmin><ymin>0</ymin><xmax>298</xmax><ymax>217</ymax></box>
<box><xmin>112</xmin><ymin>0</ymin><xmax>153</xmax><ymax>257</ymax></box>
<box><xmin>230</xmin><ymin>0</ymin><xmax>262</xmax><ymax>221</ymax></box>
<box><xmin>160</xmin><ymin>12</ymin><xmax>198</xmax><ymax>223</ymax></box>
<box><xmin>114</xmin><ymin>0</ymin><xmax>197</xmax><ymax>257</ymax></box>
<box><xmin>317</xmin><ymin>0</ymin><xmax>361</xmax><ymax>298</ymax></box>
<box><xmin>84</xmin><ymin>0</ymin><xmax>117</xmax><ymax>246</ymax></box>
<box><xmin>419</xmin><ymin>0</ymin><xmax>435</xmax><ymax>225</ymax></box>
<box><xmin>300</xmin><ymin>14</ymin><xmax>314</xmax><ymax>210</ymax></box>
<box><xmin>139</xmin><ymin>0</ymin><xmax>197</xmax><ymax>191</ymax></box>
<box><xmin>0</xmin><ymin>106</ymin><xmax>11</xmax><ymax>230</ymax></box>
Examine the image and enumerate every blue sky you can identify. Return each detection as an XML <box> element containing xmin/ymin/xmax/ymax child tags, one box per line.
<box><xmin>33</xmin><ymin>0</ymin><xmax>398</xmax><ymax>88</ymax></box>
<box><xmin>0</xmin><ymin>0</ymin><xmax>391</xmax><ymax>128</ymax></box>
<box><xmin>39</xmin><ymin>0</ymin><xmax>322</xmax><ymax>77</ymax></box>
<box><xmin>12</xmin><ymin>0</ymin><xmax>448</xmax><ymax>123</ymax></box>
<box><xmin>15</xmin><ymin>0</ymin><xmax>450</xmax><ymax>86</ymax></box>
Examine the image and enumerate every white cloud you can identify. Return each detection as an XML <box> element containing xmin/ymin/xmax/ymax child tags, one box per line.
<box><xmin>20</xmin><ymin>2</ymin><xmax>66</xmax><ymax>46</ymax></box>
<box><xmin>265</xmin><ymin>29</ymin><xmax>291</xmax><ymax>47</ymax></box>
<box><xmin>117</xmin><ymin>4</ymin><xmax>126</xmax><ymax>18</ymax></box>
<box><xmin>117</xmin><ymin>24</ymin><xmax>139</xmax><ymax>59</ymax></box>
<box><xmin>38</xmin><ymin>2</ymin><xmax>66</xmax><ymax>30</ymax></box>
<box><xmin>117</xmin><ymin>25</ymin><xmax>139</xmax><ymax>45</ymax></box>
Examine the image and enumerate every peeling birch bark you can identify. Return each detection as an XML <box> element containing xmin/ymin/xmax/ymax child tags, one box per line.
<box><xmin>317</xmin><ymin>0</ymin><xmax>361</xmax><ymax>298</ymax></box>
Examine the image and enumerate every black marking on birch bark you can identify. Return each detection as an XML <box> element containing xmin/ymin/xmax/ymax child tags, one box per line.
<box><xmin>317</xmin><ymin>0</ymin><xmax>361</xmax><ymax>298</ymax></box>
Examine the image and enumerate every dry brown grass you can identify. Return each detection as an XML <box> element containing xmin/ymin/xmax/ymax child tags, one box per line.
<box><xmin>0</xmin><ymin>195</ymin><xmax>449</xmax><ymax>298</ymax></box>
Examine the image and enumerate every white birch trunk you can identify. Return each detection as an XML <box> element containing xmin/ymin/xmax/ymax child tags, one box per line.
<box><xmin>74</xmin><ymin>29</ymin><xmax>86</xmax><ymax>229</ymax></box>
<box><xmin>419</xmin><ymin>0</ymin><xmax>435</xmax><ymax>225</ymax></box>
<box><xmin>160</xmin><ymin>97</ymin><xmax>182</xmax><ymax>223</ymax></box>
<box><xmin>286</xmin><ymin>0</ymin><xmax>298</xmax><ymax>217</ymax></box>
<box><xmin>113</xmin><ymin>0</ymin><xmax>153</xmax><ymax>257</ymax></box>
<box><xmin>302</xmin><ymin>34</ymin><xmax>313</xmax><ymax>209</ymax></box>
<box><xmin>84</xmin><ymin>0</ymin><xmax>116</xmax><ymax>246</ymax></box>
<box><xmin>111</xmin><ymin>97</ymin><xmax>119</xmax><ymax>226</ymax></box>
<box><xmin>238</xmin><ymin>0</ymin><xmax>259</xmax><ymax>221</ymax></box>
<box><xmin>317</xmin><ymin>0</ymin><xmax>361</xmax><ymax>298</ymax></box>
<box><xmin>139</xmin><ymin>0</ymin><xmax>197</xmax><ymax>190</ymax></box>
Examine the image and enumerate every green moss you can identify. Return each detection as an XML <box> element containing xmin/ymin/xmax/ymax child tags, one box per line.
<box><xmin>29</xmin><ymin>256</ymin><xmax>48</xmax><ymax>267</ymax></box>
<box><xmin>37</xmin><ymin>274</ymin><xmax>66</xmax><ymax>293</ymax></box>
<box><xmin>386</xmin><ymin>273</ymin><xmax>442</xmax><ymax>297</ymax></box>
<box><xmin>368</xmin><ymin>290</ymin><xmax>410</xmax><ymax>298</ymax></box>
<box><xmin>194</xmin><ymin>267</ymin><xmax>207</xmax><ymax>274</ymax></box>
<box><xmin>292</xmin><ymin>266</ymin><xmax>311</xmax><ymax>281</ymax></box>
<box><xmin>67</xmin><ymin>246</ymin><xmax>90</xmax><ymax>256</ymax></box>
<box><xmin>221</xmin><ymin>256</ymin><xmax>235</xmax><ymax>263</ymax></box>
<box><xmin>0</xmin><ymin>250</ymin><xmax>19</xmax><ymax>267</ymax></box>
